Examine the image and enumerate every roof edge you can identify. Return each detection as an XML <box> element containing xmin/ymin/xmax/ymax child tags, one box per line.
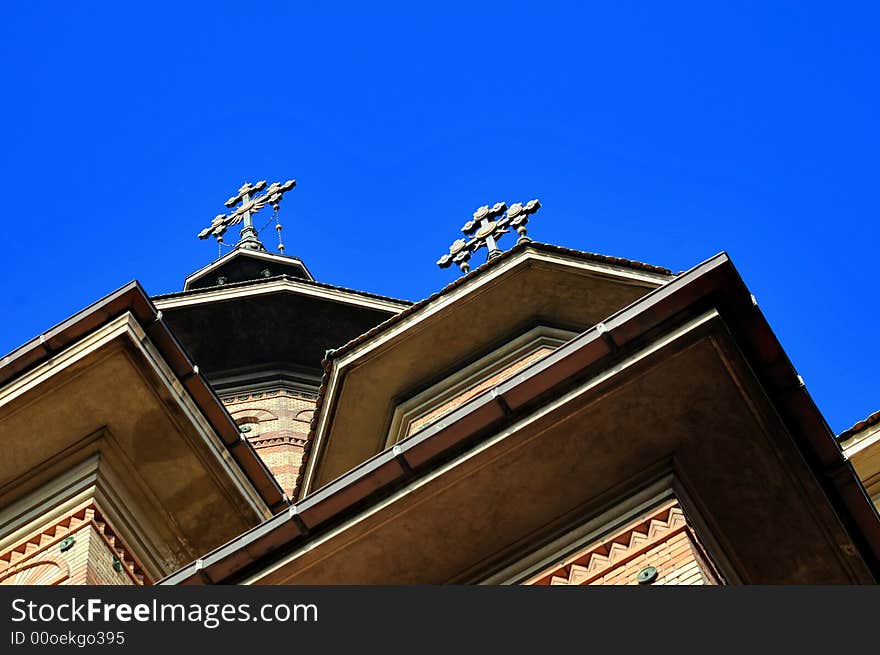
<box><xmin>0</xmin><ymin>281</ymin><xmax>288</xmax><ymax>514</ymax></box>
<box><xmin>839</xmin><ymin>409</ymin><xmax>880</xmax><ymax>442</ymax></box>
<box><xmin>153</xmin><ymin>273</ymin><xmax>414</xmax><ymax>309</ymax></box>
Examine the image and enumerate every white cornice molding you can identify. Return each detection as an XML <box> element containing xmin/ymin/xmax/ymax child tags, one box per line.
<box><xmin>335</xmin><ymin>248</ymin><xmax>668</xmax><ymax>372</ymax></box>
<box><xmin>155</xmin><ymin>278</ymin><xmax>408</xmax><ymax>315</ymax></box>
<box><xmin>384</xmin><ymin>326</ymin><xmax>577</xmax><ymax>449</ymax></box>
<box><xmin>841</xmin><ymin>422</ymin><xmax>880</xmax><ymax>459</ymax></box>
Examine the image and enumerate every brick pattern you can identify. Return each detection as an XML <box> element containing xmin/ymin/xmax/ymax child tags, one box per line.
<box><xmin>407</xmin><ymin>346</ymin><xmax>555</xmax><ymax>437</ymax></box>
<box><xmin>0</xmin><ymin>501</ymin><xmax>149</xmax><ymax>586</ymax></box>
<box><xmin>222</xmin><ymin>388</ymin><xmax>317</xmax><ymax>495</ymax></box>
<box><xmin>526</xmin><ymin>501</ymin><xmax>720</xmax><ymax>586</ymax></box>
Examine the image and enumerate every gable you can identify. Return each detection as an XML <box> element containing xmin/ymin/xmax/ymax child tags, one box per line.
<box><xmin>387</xmin><ymin>325</ymin><xmax>575</xmax><ymax>446</ymax></box>
<box><xmin>303</xmin><ymin>246</ymin><xmax>672</xmax><ymax>494</ymax></box>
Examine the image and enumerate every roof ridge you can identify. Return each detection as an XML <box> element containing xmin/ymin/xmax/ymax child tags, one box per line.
<box><xmin>839</xmin><ymin>409</ymin><xmax>880</xmax><ymax>441</ymax></box>
<box><xmin>324</xmin><ymin>241</ymin><xmax>672</xmax><ymax>363</ymax></box>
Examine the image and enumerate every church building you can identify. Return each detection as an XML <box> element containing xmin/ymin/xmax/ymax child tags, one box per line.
<box><xmin>1</xmin><ymin>180</ymin><xmax>878</xmax><ymax>585</ymax></box>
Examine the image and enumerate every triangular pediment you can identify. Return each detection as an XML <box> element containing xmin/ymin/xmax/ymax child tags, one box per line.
<box><xmin>300</xmin><ymin>243</ymin><xmax>674</xmax><ymax>495</ymax></box>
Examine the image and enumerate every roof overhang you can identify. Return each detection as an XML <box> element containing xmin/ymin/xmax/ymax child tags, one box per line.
<box><xmin>158</xmin><ymin>276</ymin><xmax>409</xmax><ymax>315</ymax></box>
<box><xmin>840</xmin><ymin>412</ymin><xmax>880</xmax><ymax>504</ymax></box>
<box><xmin>153</xmin><ymin>278</ymin><xmax>411</xmax><ymax>384</ymax></box>
<box><xmin>161</xmin><ymin>252</ymin><xmax>880</xmax><ymax>585</ymax></box>
<box><xmin>0</xmin><ymin>282</ymin><xmax>287</xmax><ymax>524</ymax></box>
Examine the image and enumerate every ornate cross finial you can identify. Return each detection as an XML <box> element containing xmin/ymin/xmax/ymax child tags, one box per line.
<box><xmin>437</xmin><ymin>199</ymin><xmax>541</xmax><ymax>273</ymax></box>
<box><xmin>198</xmin><ymin>179</ymin><xmax>296</xmax><ymax>254</ymax></box>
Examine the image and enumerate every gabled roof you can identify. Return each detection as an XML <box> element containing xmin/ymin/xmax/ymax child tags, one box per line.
<box><xmin>0</xmin><ymin>281</ymin><xmax>287</xmax><ymax>514</ymax></box>
<box><xmin>159</xmin><ymin>251</ymin><xmax>880</xmax><ymax>585</ymax></box>
<box><xmin>295</xmin><ymin>242</ymin><xmax>674</xmax><ymax>497</ymax></box>
<box><xmin>326</xmin><ymin>241</ymin><xmax>672</xmax><ymax>362</ymax></box>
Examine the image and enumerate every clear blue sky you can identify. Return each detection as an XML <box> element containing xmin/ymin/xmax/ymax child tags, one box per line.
<box><xmin>0</xmin><ymin>2</ymin><xmax>876</xmax><ymax>433</ymax></box>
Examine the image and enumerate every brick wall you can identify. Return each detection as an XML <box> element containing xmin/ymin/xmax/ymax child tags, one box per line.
<box><xmin>526</xmin><ymin>501</ymin><xmax>721</xmax><ymax>586</ymax></box>
<box><xmin>0</xmin><ymin>501</ymin><xmax>148</xmax><ymax>586</ymax></box>
<box><xmin>222</xmin><ymin>388</ymin><xmax>317</xmax><ymax>496</ymax></box>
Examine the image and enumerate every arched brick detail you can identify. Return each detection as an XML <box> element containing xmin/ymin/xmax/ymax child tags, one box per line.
<box><xmin>230</xmin><ymin>408</ymin><xmax>278</xmax><ymax>424</ymax></box>
<box><xmin>294</xmin><ymin>409</ymin><xmax>314</xmax><ymax>423</ymax></box>
<box><xmin>0</xmin><ymin>558</ymin><xmax>69</xmax><ymax>586</ymax></box>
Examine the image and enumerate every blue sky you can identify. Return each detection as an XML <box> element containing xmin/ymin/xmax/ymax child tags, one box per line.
<box><xmin>0</xmin><ymin>2</ymin><xmax>876</xmax><ymax>432</ymax></box>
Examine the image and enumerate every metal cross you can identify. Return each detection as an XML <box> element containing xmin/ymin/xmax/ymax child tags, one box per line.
<box><xmin>437</xmin><ymin>199</ymin><xmax>541</xmax><ymax>273</ymax></box>
<box><xmin>198</xmin><ymin>179</ymin><xmax>296</xmax><ymax>253</ymax></box>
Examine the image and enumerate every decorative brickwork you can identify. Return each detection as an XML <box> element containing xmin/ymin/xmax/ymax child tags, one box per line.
<box><xmin>526</xmin><ymin>501</ymin><xmax>721</xmax><ymax>586</ymax></box>
<box><xmin>0</xmin><ymin>559</ymin><xmax>69</xmax><ymax>585</ymax></box>
<box><xmin>223</xmin><ymin>388</ymin><xmax>317</xmax><ymax>494</ymax></box>
<box><xmin>0</xmin><ymin>501</ymin><xmax>149</xmax><ymax>586</ymax></box>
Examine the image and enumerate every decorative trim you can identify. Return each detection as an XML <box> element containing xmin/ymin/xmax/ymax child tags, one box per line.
<box><xmin>0</xmin><ymin>558</ymin><xmax>69</xmax><ymax>586</ymax></box>
<box><xmin>478</xmin><ymin>467</ymin><xmax>734</xmax><ymax>586</ymax></box>
<box><xmin>299</xmin><ymin>244</ymin><xmax>671</xmax><ymax>498</ymax></box>
<box><xmin>230</xmin><ymin>409</ymin><xmax>278</xmax><ymax>424</ymax></box>
<box><xmin>294</xmin><ymin>410</ymin><xmax>314</xmax><ymax>423</ymax></box>
<box><xmin>385</xmin><ymin>326</ymin><xmax>575</xmax><ymax>448</ymax></box>
<box><xmin>841</xmin><ymin>419</ymin><xmax>880</xmax><ymax>459</ymax></box>
<box><xmin>0</xmin><ymin>312</ymin><xmax>272</xmax><ymax>521</ymax></box>
<box><xmin>223</xmin><ymin>389</ymin><xmax>319</xmax><ymax>405</ymax></box>
<box><xmin>250</xmin><ymin>434</ymin><xmax>309</xmax><ymax>449</ymax></box>
<box><xmin>525</xmin><ymin>501</ymin><xmax>694</xmax><ymax>585</ymax></box>
<box><xmin>0</xmin><ymin>500</ymin><xmax>149</xmax><ymax>585</ymax></box>
<box><xmin>154</xmin><ymin>277</ymin><xmax>409</xmax><ymax>315</ymax></box>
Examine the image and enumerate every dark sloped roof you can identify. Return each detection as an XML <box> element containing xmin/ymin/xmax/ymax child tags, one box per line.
<box><xmin>839</xmin><ymin>409</ymin><xmax>880</xmax><ymax>441</ymax></box>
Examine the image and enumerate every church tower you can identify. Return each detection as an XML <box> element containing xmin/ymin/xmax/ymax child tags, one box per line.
<box><xmin>2</xmin><ymin>180</ymin><xmax>878</xmax><ymax>586</ymax></box>
<box><xmin>0</xmin><ymin>177</ymin><xmax>408</xmax><ymax>586</ymax></box>
<box><xmin>154</xmin><ymin>180</ymin><xmax>410</xmax><ymax>496</ymax></box>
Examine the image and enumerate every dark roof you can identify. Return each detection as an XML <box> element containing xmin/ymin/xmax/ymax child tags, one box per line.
<box><xmin>839</xmin><ymin>409</ymin><xmax>880</xmax><ymax>441</ymax></box>
<box><xmin>152</xmin><ymin>273</ymin><xmax>414</xmax><ymax>308</ymax></box>
<box><xmin>291</xmin><ymin>241</ymin><xmax>673</xmax><ymax>499</ymax></box>
<box><xmin>159</xmin><ymin>250</ymin><xmax>880</xmax><ymax>585</ymax></box>
<box><xmin>184</xmin><ymin>249</ymin><xmax>313</xmax><ymax>291</ymax></box>
<box><xmin>0</xmin><ymin>281</ymin><xmax>288</xmax><ymax>513</ymax></box>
